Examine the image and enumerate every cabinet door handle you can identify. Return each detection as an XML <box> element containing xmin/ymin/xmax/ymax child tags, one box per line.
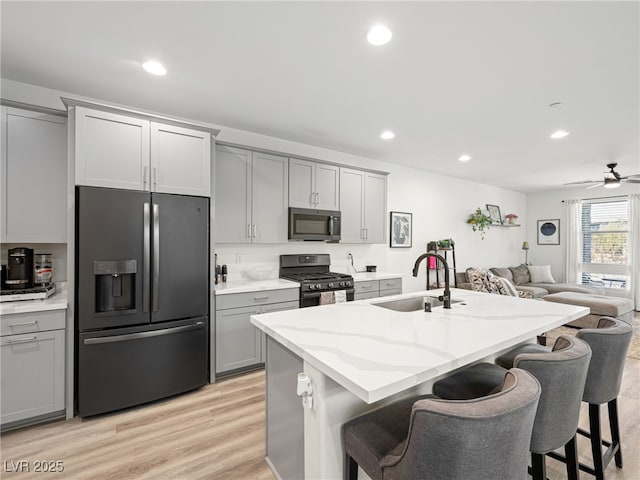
<box><xmin>315</xmin><ymin>192</ymin><xmax>320</xmax><ymax>205</ymax></box>
<box><xmin>247</xmin><ymin>224</ymin><xmax>252</xmax><ymax>239</ymax></box>
<box><xmin>9</xmin><ymin>321</ymin><xmax>38</xmax><ymax>327</ymax></box>
<box><xmin>152</xmin><ymin>167</ymin><xmax>157</xmax><ymax>190</ymax></box>
<box><xmin>361</xmin><ymin>285</ymin><xmax>373</xmax><ymax>289</ymax></box>
<box><xmin>365</xmin><ymin>228</ymin><xmax>369</xmax><ymax>240</ymax></box>
<box><xmin>143</xmin><ymin>165</ymin><xmax>148</xmax><ymax>189</ymax></box>
<box><xmin>252</xmin><ymin>224</ymin><xmax>256</xmax><ymax>238</ymax></box>
<box><xmin>253</xmin><ymin>296</ymin><xmax>269</xmax><ymax>301</ymax></box>
<box><xmin>7</xmin><ymin>336</ymin><xmax>38</xmax><ymax>345</ymax></box>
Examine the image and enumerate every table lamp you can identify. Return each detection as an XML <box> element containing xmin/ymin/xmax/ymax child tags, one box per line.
<box><xmin>522</xmin><ymin>241</ymin><xmax>530</xmax><ymax>265</ymax></box>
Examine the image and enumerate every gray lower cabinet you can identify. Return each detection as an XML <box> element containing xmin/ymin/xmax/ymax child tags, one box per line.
<box><xmin>354</xmin><ymin>278</ymin><xmax>402</xmax><ymax>300</ymax></box>
<box><xmin>215</xmin><ymin>288</ymin><xmax>298</xmax><ymax>375</ymax></box>
<box><xmin>1</xmin><ymin>309</ymin><xmax>66</xmax><ymax>429</ymax></box>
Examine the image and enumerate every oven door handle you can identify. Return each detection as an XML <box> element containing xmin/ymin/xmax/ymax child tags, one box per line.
<box><xmin>302</xmin><ymin>288</ymin><xmax>355</xmax><ymax>299</ymax></box>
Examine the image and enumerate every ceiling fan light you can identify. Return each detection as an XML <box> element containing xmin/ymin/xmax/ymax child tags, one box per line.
<box><xmin>604</xmin><ymin>177</ymin><xmax>621</xmax><ymax>188</ymax></box>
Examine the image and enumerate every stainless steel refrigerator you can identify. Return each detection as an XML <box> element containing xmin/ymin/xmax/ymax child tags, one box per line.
<box><xmin>75</xmin><ymin>186</ymin><xmax>209</xmax><ymax>417</ymax></box>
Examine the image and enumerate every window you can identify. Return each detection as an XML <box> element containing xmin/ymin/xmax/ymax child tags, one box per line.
<box><xmin>579</xmin><ymin>199</ymin><xmax>630</xmax><ymax>289</ymax></box>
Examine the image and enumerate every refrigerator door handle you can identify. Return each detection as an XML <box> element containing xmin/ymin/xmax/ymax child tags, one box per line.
<box><xmin>143</xmin><ymin>202</ymin><xmax>151</xmax><ymax>313</ymax></box>
<box><xmin>83</xmin><ymin>321</ymin><xmax>205</xmax><ymax>345</ymax></box>
<box><xmin>153</xmin><ymin>203</ymin><xmax>160</xmax><ymax>312</ymax></box>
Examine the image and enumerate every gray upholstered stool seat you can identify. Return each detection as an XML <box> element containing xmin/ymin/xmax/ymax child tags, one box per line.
<box><xmin>495</xmin><ymin>343</ymin><xmax>550</xmax><ymax>369</ymax></box>
<box><xmin>342</xmin><ymin>369</ymin><xmax>541</xmax><ymax>480</ymax></box>
<box><xmin>433</xmin><ymin>335</ymin><xmax>592</xmax><ymax>480</ymax></box>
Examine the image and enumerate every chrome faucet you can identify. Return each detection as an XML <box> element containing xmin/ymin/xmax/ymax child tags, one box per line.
<box><xmin>412</xmin><ymin>252</ymin><xmax>451</xmax><ymax>309</ymax></box>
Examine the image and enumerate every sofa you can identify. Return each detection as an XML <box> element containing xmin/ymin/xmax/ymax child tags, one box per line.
<box><xmin>456</xmin><ymin>264</ymin><xmax>605</xmax><ymax>299</ymax></box>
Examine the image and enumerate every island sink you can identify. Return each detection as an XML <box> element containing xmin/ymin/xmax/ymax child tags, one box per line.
<box><xmin>372</xmin><ymin>295</ymin><xmax>464</xmax><ymax>312</ymax></box>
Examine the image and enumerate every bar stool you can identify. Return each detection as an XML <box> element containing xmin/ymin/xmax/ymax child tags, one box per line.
<box><xmin>553</xmin><ymin>317</ymin><xmax>632</xmax><ymax>479</ymax></box>
<box><xmin>498</xmin><ymin>318</ymin><xmax>633</xmax><ymax>480</ymax></box>
<box><xmin>433</xmin><ymin>335</ymin><xmax>592</xmax><ymax>480</ymax></box>
<box><xmin>342</xmin><ymin>368</ymin><xmax>541</xmax><ymax>480</ymax></box>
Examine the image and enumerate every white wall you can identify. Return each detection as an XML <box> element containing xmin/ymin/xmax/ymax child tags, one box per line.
<box><xmin>2</xmin><ymin>78</ymin><xmax>528</xmax><ymax>293</ymax></box>
<box><xmin>526</xmin><ymin>183</ymin><xmax>640</xmax><ymax>281</ymax></box>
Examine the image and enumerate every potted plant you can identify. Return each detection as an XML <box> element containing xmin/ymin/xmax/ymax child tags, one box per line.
<box><xmin>437</xmin><ymin>238</ymin><xmax>453</xmax><ymax>249</ymax></box>
<box><xmin>504</xmin><ymin>213</ymin><xmax>518</xmax><ymax>225</ymax></box>
<box><xmin>467</xmin><ymin>208</ymin><xmax>492</xmax><ymax>239</ymax></box>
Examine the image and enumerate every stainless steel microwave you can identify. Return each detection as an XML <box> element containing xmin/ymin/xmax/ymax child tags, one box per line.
<box><xmin>288</xmin><ymin>208</ymin><xmax>341</xmax><ymax>241</ymax></box>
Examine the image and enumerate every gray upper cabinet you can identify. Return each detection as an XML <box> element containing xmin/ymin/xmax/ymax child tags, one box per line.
<box><xmin>215</xmin><ymin>145</ymin><xmax>289</xmax><ymax>244</ymax></box>
<box><xmin>289</xmin><ymin>158</ymin><xmax>339</xmax><ymax>210</ymax></box>
<box><xmin>1</xmin><ymin>107</ymin><xmax>67</xmax><ymax>243</ymax></box>
<box><xmin>150</xmin><ymin>122</ymin><xmax>211</xmax><ymax>196</ymax></box>
<box><xmin>72</xmin><ymin>105</ymin><xmax>211</xmax><ymax>196</ymax></box>
<box><xmin>339</xmin><ymin>168</ymin><xmax>387</xmax><ymax>244</ymax></box>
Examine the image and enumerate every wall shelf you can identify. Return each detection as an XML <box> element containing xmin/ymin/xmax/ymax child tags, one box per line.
<box><xmin>494</xmin><ymin>223</ymin><xmax>520</xmax><ymax>227</ymax></box>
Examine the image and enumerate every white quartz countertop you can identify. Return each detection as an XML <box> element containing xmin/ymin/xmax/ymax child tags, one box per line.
<box><xmin>251</xmin><ymin>289</ymin><xmax>589</xmax><ymax>404</ymax></box>
<box><xmin>352</xmin><ymin>272</ymin><xmax>403</xmax><ymax>282</ymax></box>
<box><xmin>214</xmin><ymin>278</ymin><xmax>299</xmax><ymax>295</ymax></box>
<box><xmin>0</xmin><ymin>283</ymin><xmax>68</xmax><ymax>315</ymax></box>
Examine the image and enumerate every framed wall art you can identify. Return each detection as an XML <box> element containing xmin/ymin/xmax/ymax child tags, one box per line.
<box><xmin>537</xmin><ymin>219</ymin><xmax>560</xmax><ymax>245</ymax></box>
<box><xmin>390</xmin><ymin>211</ymin><xmax>412</xmax><ymax>248</ymax></box>
<box><xmin>486</xmin><ymin>204</ymin><xmax>502</xmax><ymax>224</ymax></box>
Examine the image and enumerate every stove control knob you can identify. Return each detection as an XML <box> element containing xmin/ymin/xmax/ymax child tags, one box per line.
<box><xmin>328</xmin><ymin>282</ymin><xmax>334</xmax><ymax>288</ymax></box>
<box><xmin>339</xmin><ymin>282</ymin><xmax>346</xmax><ymax>287</ymax></box>
<box><xmin>309</xmin><ymin>284</ymin><xmax>316</xmax><ymax>290</ymax></box>
<box><xmin>316</xmin><ymin>283</ymin><xmax>321</xmax><ymax>289</ymax></box>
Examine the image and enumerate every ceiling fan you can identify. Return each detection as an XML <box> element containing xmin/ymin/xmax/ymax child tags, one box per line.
<box><xmin>564</xmin><ymin>163</ymin><xmax>640</xmax><ymax>189</ymax></box>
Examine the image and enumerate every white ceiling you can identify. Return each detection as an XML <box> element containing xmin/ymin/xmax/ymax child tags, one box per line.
<box><xmin>2</xmin><ymin>1</ymin><xmax>639</xmax><ymax>193</ymax></box>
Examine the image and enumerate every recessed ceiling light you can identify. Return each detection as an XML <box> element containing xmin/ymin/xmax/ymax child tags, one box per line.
<box><xmin>380</xmin><ymin>130</ymin><xmax>395</xmax><ymax>140</ymax></box>
<box><xmin>367</xmin><ymin>25</ymin><xmax>392</xmax><ymax>46</ymax></box>
<box><xmin>142</xmin><ymin>60</ymin><xmax>166</xmax><ymax>76</ymax></box>
<box><xmin>458</xmin><ymin>154</ymin><xmax>471</xmax><ymax>162</ymax></box>
<box><xmin>550</xmin><ymin>130</ymin><xmax>570</xmax><ymax>139</ymax></box>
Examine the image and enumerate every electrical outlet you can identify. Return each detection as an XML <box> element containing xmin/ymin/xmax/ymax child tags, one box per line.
<box><xmin>236</xmin><ymin>254</ymin><xmax>243</xmax><ymax>263</ymax></box>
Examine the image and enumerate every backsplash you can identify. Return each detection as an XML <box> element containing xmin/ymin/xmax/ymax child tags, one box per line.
<box><xmin>214</xmin><ymin>243</ymin><xmax>388</xmax><ymax>283</ymax></box>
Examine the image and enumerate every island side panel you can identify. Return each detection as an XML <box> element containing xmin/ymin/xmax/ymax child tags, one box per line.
<box><xmin>266</xmin><ymin>336</ymin><xmax>304</xmax><ymax>480</ymax></box>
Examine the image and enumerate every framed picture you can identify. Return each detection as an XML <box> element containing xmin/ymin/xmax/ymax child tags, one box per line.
<box><xmin>537</xmin><ymin>219</ymin><xmax>560</xmax><ymax>245</ymax></box>
<box><xmin>486</xmin><ymin>204</ymin><xmax>502</xmax><ymax>224</ymax></box>
<box><xmin>390</xmin><ymin>211</ymin><xmax>412</xmax><ymax>248</ymax></box>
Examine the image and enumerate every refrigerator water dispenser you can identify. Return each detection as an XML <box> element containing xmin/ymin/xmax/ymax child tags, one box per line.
<box><xmin>94</xmin><ymin>260</ymin><xmax>137</xmax><ymax>313</ymax></box>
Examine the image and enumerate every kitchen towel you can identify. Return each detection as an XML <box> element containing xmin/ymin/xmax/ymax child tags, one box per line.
<box><xmin>334</xmin><ymin>290</ymin><xmax>347</xmax><ymax>304</ymax></box>
<box><xmin>320</xmin><ymin>291</ymin><xmax>335</xmax><ymax>305</ymax></box>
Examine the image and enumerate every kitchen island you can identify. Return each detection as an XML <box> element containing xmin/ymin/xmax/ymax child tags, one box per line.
<box><xmin>250</xmin><ymin>288</ymin><xmax>589</xmax><ymax>480</ymax></box>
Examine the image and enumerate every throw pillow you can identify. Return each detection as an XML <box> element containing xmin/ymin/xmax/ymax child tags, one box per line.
<box><xmin>466</xmin><ymin>267</ymin><xmax>498</xmax><ymax>294</ymax></box>
<box><xmin>490</xmin><ymin>267</ymin><xmax>513</xmax><ymax>282</ymax></box>
<box><xmin>491</xmin><ymin>276</ymin><xmax>520</xmax><ymax>297</ymax></box>
<box><xmin>528</xmin><ymin>265</ymin><xmax>556</xmax><ymax>283</ymax></box>
<box><xmin>509</xmin><ymin>264</ymin><xmax>530</xmax><ymax>285</ymax></box>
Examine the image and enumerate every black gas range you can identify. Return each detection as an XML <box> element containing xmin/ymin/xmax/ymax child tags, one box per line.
<box><xmin>279</xmin><ymin>254</ymin><xmax>354</xmax><ymax>308</ymax></box>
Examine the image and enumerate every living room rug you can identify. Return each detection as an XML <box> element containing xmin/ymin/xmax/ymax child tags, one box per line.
<box><xmin>544</xmin><ymin>324</ymin><xmax>640</xmax><ymax>361</ymax></box>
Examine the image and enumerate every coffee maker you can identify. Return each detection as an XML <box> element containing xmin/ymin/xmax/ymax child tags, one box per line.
<box><xmin>6</xmin><ymin>247</ymin><xmax>34</xmax><ymax>289</ymax></box>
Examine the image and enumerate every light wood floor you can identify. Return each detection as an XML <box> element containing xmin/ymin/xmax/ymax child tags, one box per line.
<box><xmin>1</xmin><ymin>316</ymin><xmax>639</xmax><ymax>480</ymax></box>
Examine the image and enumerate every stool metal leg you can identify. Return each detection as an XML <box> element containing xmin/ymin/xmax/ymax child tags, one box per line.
<box><xmin>607</xmin><ymin>399</ymin><xmax>622</xmax><ymax>468</ymax></box>
<box><xmin>531</xmin><ymin>453</ymin><xmax>547</xmax><ymax>480</ymax></box>
<box><xmin>564</xmin><ymin>435</ymin><xmax>580</xmax><ymax>480</ymax></box>
<box><xmin>588</xmin><ymin>403</ymin><xmax>605</xmax><ymax>480</ymax></box>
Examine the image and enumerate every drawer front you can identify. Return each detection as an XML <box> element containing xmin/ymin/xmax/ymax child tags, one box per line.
<box><xmin>379</xmin><ymin>288</ymin><xmax>402</xmax><ymax>298</ymax></box>
<box><xmin>216</xmin><ymin>288</ymin><xmax>299</xmax><ymax>311</ymax></box>
<box><xmin>354</xmin><ymin>280</ymin><xmax>379</xmax><ymax>295</ymax></box>
<box><xmin>354</xmin><ymin>291</ymin><xmax>380</xmax><ymax>301</ymax></box>
<box><xmin>379</xmin><ymin>278</ymin><xmax>402</xmax><ymax>292</ymax></box>
<box><xmin>1</xmin><ymin>310</ymin><xmax>66</xmax><ymax>337</ymax></box>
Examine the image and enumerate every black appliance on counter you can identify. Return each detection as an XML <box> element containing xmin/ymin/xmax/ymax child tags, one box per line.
<box><xmin>5</xmin><ymin>247</ymin><xmax>34</xmax><ymax>289</ymax></box>
<box><xmin>75</xmin><ymin>186</ymin><xmax>209</xmax><ymax>417</ymax></box>
<box><xmin>279</xmin><ymin>254</ymin><xmax>354</xmax><ymax>308</ymax></box>
<box><xmin>288</xmin><ymin>207</ymin><xmax>341</xmax><ymax>242</ymax></box>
